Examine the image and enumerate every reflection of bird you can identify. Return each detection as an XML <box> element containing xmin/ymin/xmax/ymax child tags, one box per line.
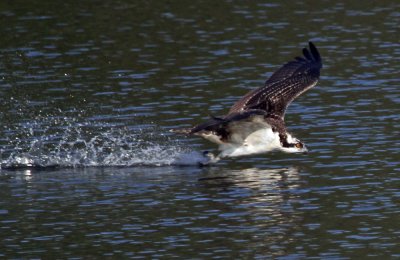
<box><xmin>199</xmin><ymin>167</ymin><xmax>300</xmax><ymax>189</ymax></box>
<box><xmin>174</xmin><ymin>42</ymin><xmax>322</xmax><ymax>163</ymax></box>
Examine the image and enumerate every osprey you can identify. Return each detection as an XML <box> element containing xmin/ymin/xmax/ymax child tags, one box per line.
<box><xmin>174</xmin><ymin>42</ymin><xmax>322</xmax><ymax>163</ymax></box>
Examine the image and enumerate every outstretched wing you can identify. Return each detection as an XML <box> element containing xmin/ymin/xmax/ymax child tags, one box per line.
<box><xmin>229</xmin><ymin>42</ymin><xmax>322</xmax><ymax>119</ymax></box>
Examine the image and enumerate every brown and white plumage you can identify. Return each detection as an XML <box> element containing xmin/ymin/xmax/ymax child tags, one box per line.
<box><xmin>173</xmin><ymin>42</ymin><xmax>322</xmax><ymax>163</ymax></box>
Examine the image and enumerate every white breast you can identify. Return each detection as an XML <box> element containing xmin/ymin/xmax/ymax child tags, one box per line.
<box><xmin>219</xmin><ymin>128</ymin><xmax>281</xmax><ymax>158</ymax></box>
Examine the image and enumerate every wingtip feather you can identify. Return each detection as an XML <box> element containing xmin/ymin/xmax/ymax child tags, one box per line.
<box><xmin>302</xmin><ymin>48</ymin><xmax>312</xmax><ymax>60</ymax></box>
<box><xmin>308</xmin><ymin>41</ymin><xmax>322</xmax><ymax>65</ymax></box>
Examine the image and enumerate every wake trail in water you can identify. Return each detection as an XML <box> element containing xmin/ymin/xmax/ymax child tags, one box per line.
<box><xmin>1</xmin><ymin>117</ymin><xmax>208</xmax><ymax>170</ymax></box>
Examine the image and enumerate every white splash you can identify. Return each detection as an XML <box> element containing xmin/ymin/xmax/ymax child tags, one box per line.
<box><xmin>0</xmin><ymin>118</ymin><xmax>209</xmax><ymax>169</ymax></box>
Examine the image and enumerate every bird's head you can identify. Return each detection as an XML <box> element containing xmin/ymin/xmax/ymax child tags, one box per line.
<box><xmin>279</xmin><ymin>134</ymin><xmax>308</xmax><ymax>154</ymax></box>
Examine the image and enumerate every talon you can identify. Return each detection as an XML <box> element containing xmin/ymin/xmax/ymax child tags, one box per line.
<box><xmin>200</xmin><ymin>151</ymin><xmax>220</xmax><ymax>165</ymax></box>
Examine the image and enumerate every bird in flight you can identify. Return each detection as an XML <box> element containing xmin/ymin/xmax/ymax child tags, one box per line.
<box><xmin>173</xmin><ymin>42</ymin><xmax>322</xmax><ymax>163</ymax></box>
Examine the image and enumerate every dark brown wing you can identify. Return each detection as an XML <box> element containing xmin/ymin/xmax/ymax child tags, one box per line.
<box><xmin>229</xmin><ymin>42</ymin><xmax>322</xmax><ymax>119</ymax></box>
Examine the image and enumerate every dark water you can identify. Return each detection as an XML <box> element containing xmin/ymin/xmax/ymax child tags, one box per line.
<box><xmin>1</xmin><ymin>0</ymin><xmax>399</xmax><ymax>258</ymax></box>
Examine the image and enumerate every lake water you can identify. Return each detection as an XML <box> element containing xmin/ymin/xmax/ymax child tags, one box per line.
<box><xmin>1</xmin><ymin>0</ymin><xmax>399</xmax><ymax>258</ymax></box>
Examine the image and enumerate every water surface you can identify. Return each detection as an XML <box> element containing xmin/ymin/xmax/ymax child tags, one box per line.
<box><xmin>0</xmin><ymin>0</ymin><xmax>399</xmax><ymax>258</ymax></box>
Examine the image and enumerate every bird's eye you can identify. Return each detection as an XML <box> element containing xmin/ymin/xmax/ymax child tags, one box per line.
<box><xmin>295</xmin><ymin>143</ymin><xmax>303</xmax><ymax>149</ymax></box>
